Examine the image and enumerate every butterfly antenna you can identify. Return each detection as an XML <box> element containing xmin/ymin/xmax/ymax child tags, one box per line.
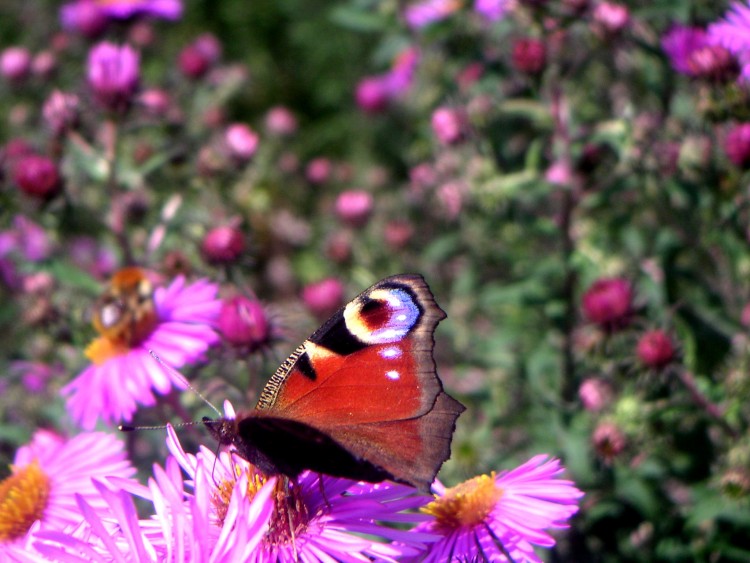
<box><xmin>148</xmin><ymin>349</ymin><xmax>221</xmax><ymax>417</ymax></box>
<box><xmin>119</xmin><ymin>420</ymin><xmax>200</xmax><ymax>432</ymax></box>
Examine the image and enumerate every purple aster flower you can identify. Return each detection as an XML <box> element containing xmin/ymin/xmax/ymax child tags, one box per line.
<box><xmin>87</xmin><ymin>42</ymin><xmax>140</xmax><ymax>113</ymax></box>
<box><xmin>708</xmin><ymin>1</ymin><xmax>750</xmax><ymax>80</ymax></box>
<box><xmin>661</xmin><ymin>24</ymin><xmax>708</xmax><ymax>75</ymax></box>
<box><xmin>475</xmin><ymin>0</ymin><xmax>510</xmax><ymax>22</ymax></box>
<box><xmin>0</xmin><ymin>430</ymin><xmax>136</xmax><ymax>558</ymax></box>
<box><xmin>165</xmin><ymin>404</ymin><xmax>430</xmax><ymax>561</ymax></box>
<box><xmin>409</xmin><ymin>455</ymin><xmax>583</xmax><ymax>562</ymax></box>
<box><xmin>61</xmin><ymin>269</ymin><xmax>221</xmax><ymax>429</ymax></box>
<box><xmin>405</xmin><ymin>0</ymin><xmax>461</xmax><ymax>29</ymax></box>
<box><xmin>61</xmin><ymin>0</ymin><xmax>182</xmax><ymax>32</ymax></box>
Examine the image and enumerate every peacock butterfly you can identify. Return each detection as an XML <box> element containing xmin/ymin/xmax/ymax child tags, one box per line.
<box><xmin>204</xmin><ymin>274</ymin><xmax>464</xmax><ymax>492</ymax></box>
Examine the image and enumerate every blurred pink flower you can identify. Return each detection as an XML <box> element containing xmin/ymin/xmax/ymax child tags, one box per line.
<box><xmin>13</xmin><ymin>154</ymin><xmax>62</xmax><ymax>200</ymax></box>
<box><xmin>42</xmin><ymin>90</ymin><xmax>80</xmax><ymax>135</ymax></box>
<box><xmin>224</xmin><ymin>123</ymin><xmax>260</xmax><ymax>161</ymax></box>
<box><xmin>661</xmin><ymin>25</ymin><xmax>708</xmax><ymax>75</ymax></box>
<box><xmin>87</xmin><ymin>42</ymin><xmax>140</xmax><ymax>113</ymax></box>
<box><xmin>592</xmin><ymin>2</ymin><xmax>630</xmax><ymax>35</ymax></box>
<box><xmin>265</xmin><ymin>105</ymin><xmax>298</xmax><ymax>136</ymax></box>
<box><xmin>708</xmin><ymin>1</ymin><xmax>750</xmax><ymax>81</ymax></box>
<box><xmin>61</xmin><ymin>274</ymin><xmax>221</xmax><ymax>429</ymax></box>
<box><xmin>305</xmin><ymin>157</ymin><xmax>333</xmax><ymax>184</ymax></box>
<box><xmin>579</xmin><ymin>377</ymin><xmax>613</xmax><ymax>411</ymax></box>
<box><xmin>61</xmin><ymin>0</ymin><xmax>182</xmax><ymax>32</ymax></box>
<box><xmin>582</xmin><ymin>277</ymin><xmax>633</xmax><ymax>330</ymax></box>
<box><xmin>0</xmin><ymin>46</ymin><xmax>31</xmax><ymax>82</ymax></box>
<box><xmin>724</xmin><ymin>122</ymin><xmax>750</xmax><ymax>167</ymax></box>
<box><xmin>512</xmin><ymin>37</ymin><xmax>547</xmax><ymax>75</ymax></box>
<box><xmin>201</xmin><ymin>224</ymin><xmax>246</xmax><ymax>265</ymax></box>
<box><xmin>356</xmin><ymin>76</ymin><xmax>391</xmax><ymax>114</ymax></box>
<box><xmin>0</xmin><ymin>430</ymin><xmax>136</xmax><ymax>556</ymax></box>
<box><xmin>431</xmin><ymin>107</ymin><xmax>465</xmax><ymax>145</ymax></box>
<box><xmin>334</xmin><ymin>189</ymin><xmax>374</xmax><ymax>227</ymax></box>
<box><xmin>475</xmin><ymin>0</ymin><xmax>510</xmax><ymax>22</ymax></box>
<box><xmin>405</xmin><ymin>0</ymin><xmax>461</xmax><ymax>29</ymax></box>
<box><xmin>636</xmin><ymin>329</ymin><xmax>676</xmax><ymax>369</ymax></box>
<box><xmin>303</xmin><ymin>278</ymin><xmax>344</xmax><ymax>317</ymax></box>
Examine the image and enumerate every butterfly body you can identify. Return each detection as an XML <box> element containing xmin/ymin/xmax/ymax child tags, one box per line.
<box><xmin>205</xmin><ymin>274</ymin><xmax>464</xmax><ymax>492</ymax></box>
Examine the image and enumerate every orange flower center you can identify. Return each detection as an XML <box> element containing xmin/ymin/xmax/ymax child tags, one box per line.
<box><xmin>0</xmin><ymin>460</ymin><xmax>51</xmax><ymax>542</ymax></box>
<box><xmin>422</xmin><ymin>473</ymin><xmax>502</xmax><ymax>532</ymax></box>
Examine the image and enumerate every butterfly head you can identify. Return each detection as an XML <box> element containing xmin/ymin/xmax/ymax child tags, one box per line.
<box><xmin>202</xmin><ymin>416</ymin><xmax>238</xmax><ymax>447</ymax></box>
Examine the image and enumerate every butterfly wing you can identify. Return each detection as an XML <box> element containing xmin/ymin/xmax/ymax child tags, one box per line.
<box><xmin>241</xmin><ymin>274</ymin><xmax>464</xmax><ymax>491</ymax></box>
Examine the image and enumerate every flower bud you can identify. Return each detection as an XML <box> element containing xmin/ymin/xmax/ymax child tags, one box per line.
<box><xmin>592</xmin><ymin>421</ymin><xmax>626</xmax><ymax>462</ymax></box>
<box><xmin>218</xmin><ymin>295</ymin><xmax>270</xmax><ymax>349</ymax></box>
<box><xmin>43</xmin><ymin>90</ymin><xmax>79</xmax><ymax>135</ymax></box>
<box><xmin>305</xmin><ymin>158</ymin><xmax>332</xmax><ymax>184</ymax></box>
<box><xmin>724</xmin><ymin>123</ymin><xmax>750</xmax><ymax>168</ymax></box>
<box><xmin>265</xmin><ymin>106</ymin><xmax>298</xmax><ymax>137</ymax></box>
<box><xmin>355</xmin><ymin>77</ymin><xmax>389</xmax><ymax>114</ymax></box>
<box><xmin>87</xmin><ymin>42</ymin><xmax>140</xmax><ymax>113</ymax></box>
<box><xmin>13</xmin><ymin>154</ymin><xmax>62</xmax><ymax>200</ymax></box>
<box><xmin>0</xmin><ymin>47</ymin><xmax>31</xmax><ymax>83</ymax></box>
<box><xmin>579</xmin><ymin>377</ymin><xmax>613</xmax><ymax>412</ymax></box>
<box><xmin>431</xmin><ymin>107</ymin><xmax>465</xmax><ymax>145</ymax></box>
<box><xmin>636</xmin><ymin>329</ymin><xmax>675</xmax><ymax>369</ymax></box>
<box><xmin>224</xmin><ymin>123</ymin><xmax>259</xmax><ymax>162</ymax></box>
<box><xmin>582</xmin><ymin>277</ymin><xmax>633</xmax><ymax>330</ymax></box>
<box><xmin>303</xmin><ymin>278</ymin><xmax>344</xmax><ymax>317</ymax></box>
<box><xmin>334</xmin><ymin>190</ymin><xmax>374</xmax><ymax>227</ymax></box>
<box><xmin>201</xmin><ymin>225</ymin><xmax>246</xmax><ymax>265</ymax></box>
<box><xmin>511</xmin><ymin>38</ymin><xmax>547</xmax><ymax>75</ymax></box>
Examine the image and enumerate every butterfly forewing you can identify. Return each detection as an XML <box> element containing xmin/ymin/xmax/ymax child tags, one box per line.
<box><xmin>227</xmin><ymin>274</ymin><xmax>464</xmax><ymax>491</ymax></box>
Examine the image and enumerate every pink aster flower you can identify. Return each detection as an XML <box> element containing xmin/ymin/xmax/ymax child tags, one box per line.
<box><xmin>33</xmin><ymin>459</ymin><xmax>275</xmax><ymax>561</ymax></box>
<box><xmin>475</xmin><ymin>0</ymin><xmax>509</xmax><ymax>22</ymax></box>
<box><xmin>661</xmin><ymin>25</ymin><xmax>708</xmax><ymax>75</ymax></box>
<box><xmin>405</xmin><ymin>0</ymin><xmax>461</xmax><ymax>29</ymax></box>
<box><xmin>61</xmin><ymin>0</ymin><xmax>182</xmax><ymax>31</ymax></box>
<box><xmin>708</xmin><ymin>1</ymin><xmax>750</xmax><ymax>80</ymax></box>
<box><xmin>61</xmin><ymin>269</ymin><xmax>221</xmax><ymax>430</ymax></box>
<box><xmin>0</xmin><ymin>429</ymin><xmax>136</xmax><ymax>558</ymax></box>
<box><xmin>410</xmin><ymin>456</ymin><xmax>583</xmax><ymax>562</ymax></box>
<box><xmin>166</xmin><ymin>404</ymin><xmax>429</xmax><ymax>561</ymax></box>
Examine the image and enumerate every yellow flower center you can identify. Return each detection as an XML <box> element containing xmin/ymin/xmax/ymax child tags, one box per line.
<box><xmin>84</xmin><ymin>336</ymin><xmax>131</xmax><ymax>365</ymax></box>
<box><xmin>422</xmin><ymin>473</ymin><xmax>502</xmax><ymax>532</ymax></box>
<box><xmin>210</xmin><ymin>463</ymin><xmax>309</xmax><ymax>545</ymax></box>
<box><xmin>211</xmin><ymin>463</ymin><xmax>267</xmax><ymax>527</ymax></box>
<box><xmin>0</xmin><ymin>460</ymin><xmax>51</xmax><ymax>542</ymax></box>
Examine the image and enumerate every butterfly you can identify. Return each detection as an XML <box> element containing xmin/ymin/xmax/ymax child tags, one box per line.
<box><xmin>204</xmin><ymin>274</ymin><xmax>465</xmax><ymax>492</ymax></box>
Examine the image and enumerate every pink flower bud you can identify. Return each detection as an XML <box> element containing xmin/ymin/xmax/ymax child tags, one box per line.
<box><xmin>431</xmin><ymin>107</ymin><xmax>465</xmax><ymax>145</ymax></box>
<box><xmin>265</xmin><ymin>106</ymin><xmax>298</xmax><ymax>136</ymax></box>
<box><xmin>636</xmin><ymin>329</ymin><xmax>675</xmax><ymax>369</ymax></box>
<box><xmin>355</xmin><ymin>77</ymin><xmax>389</xmax><ymax>114</ymax></box>
<box><xmin>305</xmin><ymin>158</ymin><xmax>332</xmax><ymax>184</ymax></box>
<box><xmin>218</xmin><ymin>295</ymin><xmax>269</xmax><ymax>349</ymax></box>
<box><xmin>201</xmin><ymin>225</ymin><xmax>246</xmax><ymax>265</ymax></box>
<box><xmin>511</xmin><ymin>38</ymin><xmax>547</xmax><ymax>75</ymax></box>
<box><xmin>582</xmin><ymin>277</ymin><xmax>633</xmax><ymax>330</ymax></box>
<box><xmin>593</xmin><ymin>421</ymin><xmax>626</xmax><ymax>462</ymax></box>
<box><xmin>224</xmin><ymin>123</ymin><xmax>260</xmax><ymax>162</ymax></box>
<box><xmin>578</xmin><ymin>377</ymin><xmax>613</xmax><ymax>412</ymax></box>
<box><xmin>87</xmin><ymin>42</ymin><xmax>140</xmax><ymax>113</ymax></box>
<box><xmin>0</xmin><ymin>47</ymin><xmax>31</xmax><ymax>82</ymax></box>
<box><xmin>593</xmin><ymin>2</ymin><xmax>630</xmax><ymax>35</ymax></box>
<box><xmin>303</xmin><ymin>278</ymin><xmax>344</xmax><ymax>317</ymax></box>
<box><xmin>43</xmin><ymin>90</ymin><xmax>79</xmax><ymax>135</ymax></box>
<box><xmin>334</xmin><ymin>190</ymin><xmax>374</xmax><ymax>227</ymax></box>
<box><xmin>13</xmin><ymin>154</ymin><xmax>62</xmax><ymax>200</ymax></box>
<box><xmin>724</xmin><ymin>123</ymin><xmax>750</xmax><ymax>168</ymax></box>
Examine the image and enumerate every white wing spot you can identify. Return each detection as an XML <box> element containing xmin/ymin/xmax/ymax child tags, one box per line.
<box><xmin>386</xmin><ymin>370</ymin><xmax>400</xmax><ymax>380</ymax></box>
